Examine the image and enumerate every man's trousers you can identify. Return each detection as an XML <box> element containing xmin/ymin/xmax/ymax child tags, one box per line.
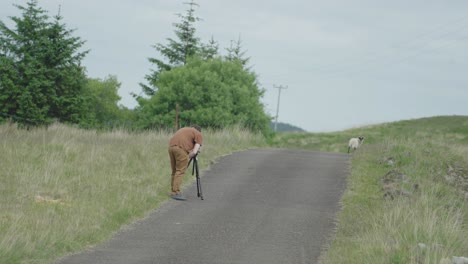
<box><xmin>168</xmin><ymin>145</ymin><xmax>189</xmax><ymax>195</ymax></box>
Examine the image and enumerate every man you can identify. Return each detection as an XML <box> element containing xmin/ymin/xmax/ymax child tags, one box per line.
<box><xmin>168</xmin><ymin>125</ymin><xmax>203</xmax><ymax>200</ymax></box>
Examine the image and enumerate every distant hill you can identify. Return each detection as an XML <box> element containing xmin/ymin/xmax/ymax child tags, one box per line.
<box><xmin>270</xmin><ymin>122</ymin><xmax>306</xmax><ymax>132</ymax></box>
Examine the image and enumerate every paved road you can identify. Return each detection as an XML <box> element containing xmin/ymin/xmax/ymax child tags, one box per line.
<box><xmin>58</xmin><ymin>148</ymin><xmax>349</xmax><ymax>264</ymax></box>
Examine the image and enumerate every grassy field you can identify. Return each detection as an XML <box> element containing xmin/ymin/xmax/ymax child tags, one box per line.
<box><xmin>1</xmin><ymin>116</ymin><xmax>467</xmax><ymax>263</ymax></box>
<box><xmin>272</xmin><ymin>116</ymin><xmax>468</xmax><ymax>263</ymax></box>
<box><xmin>0</xmin><ymin>124</ymin><xmax>267</xmax><ymax>264</ymax></box>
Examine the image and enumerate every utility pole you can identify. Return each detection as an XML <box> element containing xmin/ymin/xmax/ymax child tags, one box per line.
<box><xmin>273</xmin><ymin>84</ymin><xmax>287</xmax><ymax>132</ymax></box>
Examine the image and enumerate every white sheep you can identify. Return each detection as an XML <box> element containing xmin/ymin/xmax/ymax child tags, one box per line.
<box><xmin>348</xmin><ymin>136</ymin><xmax>364</xmax><ymax>153</ymax></box>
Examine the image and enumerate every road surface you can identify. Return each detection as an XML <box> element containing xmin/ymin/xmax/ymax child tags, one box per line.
<box><xmin>58</xmin><ymin>148</ymin><xmax>349</xmax><ymax>264</ymax></box>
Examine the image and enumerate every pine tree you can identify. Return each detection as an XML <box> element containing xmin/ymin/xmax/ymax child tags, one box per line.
<box><xmin>46</xmin><ymin>11</ymin><xmax>88</xmax><ymax>123</ymax></box>
<box><xmin>0</xmin><ymin>0</ymin><xmax>88</xmax><ymax>125</ymax></box>
<box><xmin>0</xmin><ymin>0</ymin><xmax>51</xmax><ymax>124</ymax></box>
<box><xmin>141</xmin><ymin>0</ymin><xmax>201</xmax><ymax>96</ymax></box>
<box><xmin>200</xmin><ymin>36</ymin><xmax>219</xmax><ymax>60</ymax></box>
<box><xmin>226</xmin><ymin>36</ymin><xmax>250</xmax><ymax>69</ymax></box>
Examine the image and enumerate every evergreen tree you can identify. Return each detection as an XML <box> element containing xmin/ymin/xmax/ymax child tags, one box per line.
<box><xmin>0</xmin><ymin>0</ymin><xmax>88</xmax><ymax>125</ymax></box>
<box><xmin>140</xmin><ymin>0</ymin><xmax>201</xmax><ymax>96</ymax></box>
<box><xmin>200</xmin><ymin>36</ymin><xmax>219</xmax><ymax>60</ymax></box>
<box><xmin>46</xmin><ymin>12</ymin><xmax>88</xmax><ymax>123</ymax></box>
<box><xmin>226</xmin><ymin>36</ymin><xmax>250</xmax><ymax>69</ymax></box>
<box><xmin>0</xmin><ymin>0</ymin><xmax>51</xmax><ymax>124</ymax></box>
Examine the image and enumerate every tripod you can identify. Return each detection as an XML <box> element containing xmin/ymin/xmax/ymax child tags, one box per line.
<box><xmin>188</xmin><ymin>155</ymin><xmax>204</xmax><ymax>200</ymax></box>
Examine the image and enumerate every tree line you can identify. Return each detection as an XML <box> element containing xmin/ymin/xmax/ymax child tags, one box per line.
<box><xmin>0</xmin><ymin>0</ymin><xmax>272</xmax><ymax>134</ymax></box>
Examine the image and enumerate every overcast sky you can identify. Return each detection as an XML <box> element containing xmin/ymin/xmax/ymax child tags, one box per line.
<box><xmin>2</xmin><ymin>0</ymin><xmax>468</xmax><ymax>132</ymax></box>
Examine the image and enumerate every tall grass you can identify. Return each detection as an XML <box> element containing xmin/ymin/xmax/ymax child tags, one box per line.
<box><xmin>271</xmin><ymin>116</ymin><xmax>468</xmax><ymax>263</ymax></box>
<box><xmin>0</xmin><ymin>123</ymin><xmax>266</xmax><ymax>264</ymax></box>
<box><xmin>324</xmin><ymin>138</ymin><xmax>467</xmax><ymax>263</ymax></box>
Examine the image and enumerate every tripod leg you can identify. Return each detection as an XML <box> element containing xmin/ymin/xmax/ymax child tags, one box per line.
<box><xmin>195</xmin><ymin>159</ymin><xmax>203</xmax><ymax>200</ymax></box>
<box><xmin>197</xmin><ymin>177</ymin><xmax>203</xmax><ymax>200</ymax></box>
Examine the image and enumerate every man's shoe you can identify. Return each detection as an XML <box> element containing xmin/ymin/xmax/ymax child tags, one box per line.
<box><xmin>170</xmin><ymin>194</ymin><xmax>186</xmax><ymax>201</ymax></box>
